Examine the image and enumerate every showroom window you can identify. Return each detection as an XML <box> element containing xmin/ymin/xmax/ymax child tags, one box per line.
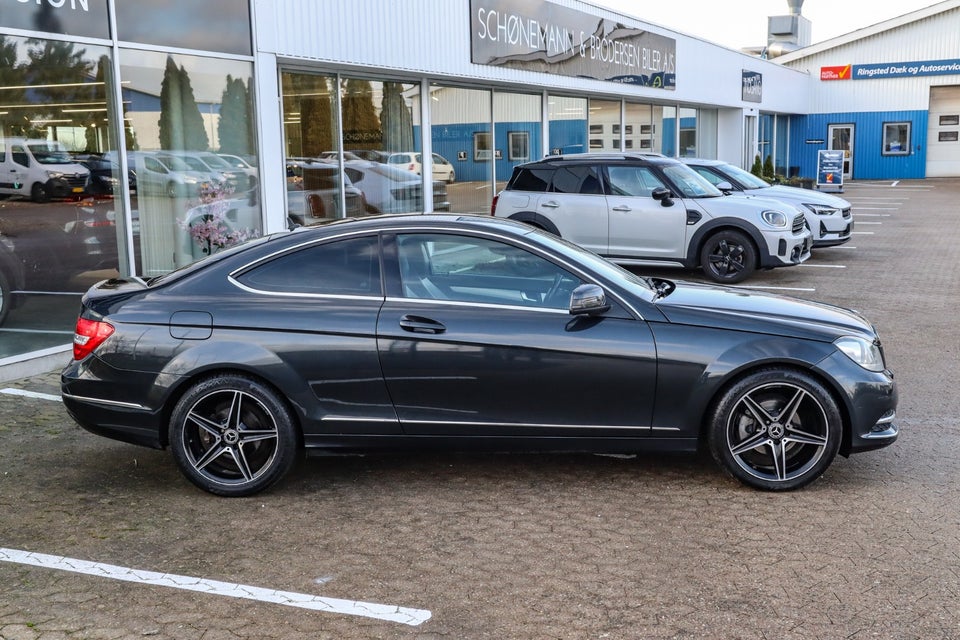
<box><xmin>882</xmin><ymin>122</ymin><xmax>911</xmax><ymax>155</ymax></box>
<box><xmin>494</xmin><ymin>91</ymin><xmax>541</xmax><ymax>185</ymax></box>
<box><xmin>281</xmin><ymin>72</ymin><xmax>422</xmax><ymax>219</ymax></box>
<box><xmin>0</xmin><ymin>34</ymin><xmax>123</xmax><ymax>353</ymax></box>
<box><xmin>115</xmin><ymin>0</ymin><xmax>252</xmax><ymax>55</ymax></box>
<box><xmin>432</xmin><ymin>85</ymin><xmax>491</xmax><ymax>213</ymax></box>
<box><xmin>548</xmin><ymin>95</ymin><xmax>587</xmax><ymax>155</ymax></box>
<box><xmin>119</xmin><ymin>49</ymin><xmax>260</xmax><ymax>276</ymax></box>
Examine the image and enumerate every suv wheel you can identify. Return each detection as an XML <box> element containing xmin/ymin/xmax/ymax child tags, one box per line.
<box><xmin>700</xmin><ymin>230</ymin><xmax>756</xmax><ymax>284</ymax></box>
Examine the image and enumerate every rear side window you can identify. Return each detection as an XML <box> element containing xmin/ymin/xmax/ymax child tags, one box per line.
<box><xmin>550</xmin><ymin>165</ymin><xmax>603</xmax><ymax>195</ymax></box>
<box><xmin>236</xmin><ymin>236</ymin><xmax>381</xmax><ymax>296</ymax></box>
<box><xmin>508</xmin><ymin>167</ymin><xmax>553</xmax><ymax>192</ymax></box>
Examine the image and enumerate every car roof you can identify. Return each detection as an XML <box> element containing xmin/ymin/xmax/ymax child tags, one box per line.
<box><xmin>292</xmin><ymin>212</ymin><xmax>535</xmax><ymax>237</ymax></box>
<box><xmin>680</xmin><ymin>158</ymin><xmax>724</xmax><ymax>166</ymax></box>
<box><xmin>525</xmin><ymin>152</ymin><xmax>678</xmax><ymax>167</ymax></box>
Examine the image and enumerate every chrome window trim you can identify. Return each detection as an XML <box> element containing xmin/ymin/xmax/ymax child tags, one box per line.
<box><xmin>226</xmin><ymin>221</ymin><xmax>646</xmax><ymax>320</ymax></box>
<box><xmin>384</xmin><ymin>296</ymin><xmax>571</xmax><ymax>315</ymax></box>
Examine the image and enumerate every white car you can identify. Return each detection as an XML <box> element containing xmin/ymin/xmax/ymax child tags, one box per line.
<box><xmin>493</xmin><ymin>153</ymin><xmax>812</xmax><ymax>284</ymax></box>
<box><xmin>343</xmin><ymin>160</ymin><xmax>450</xmax><ymax>213</ymax></box>
<box><xmin>387</xmin><ymin>152</ymin><xmax>456</xmax><ymax>183</ymax></box>
<box><xmin>684</xmin><ymin>158</ymin><xmax>853</xmax><ymax>248</ymax></box>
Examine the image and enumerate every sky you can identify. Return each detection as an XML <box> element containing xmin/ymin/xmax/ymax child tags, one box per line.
<box><xmin>590</xmin><ymin>0</ymin><xmax>943</xmax><ymax>50</ymax></box>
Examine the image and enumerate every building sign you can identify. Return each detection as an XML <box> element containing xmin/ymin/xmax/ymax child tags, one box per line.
<box><xmin>817</xmin><ymin>150</ymin><xmax>844</xmax><ymax>189</ymax></box>
<box><xmin>820</xmin><ymin>65</ymin><xmax>852</xmax><ymax>81</ymax></box>
<box><xmin>741</xmin><ymin>70</ymin><xmax>762</xmax><ymax>103</ymax></box>
<box><xmin>822</xmin><ymin>59</ymin><xmax>960</xmax><ymax>81</ymax></box>
<box><xmin>0</xmin><ymin>0</ymin><xmax>110</xmax><ymax>39</ymax></box>
<box><xmin>470</xmin><ymin>0</ymin><xmax>676</xmax><ymax>89</ymax></box>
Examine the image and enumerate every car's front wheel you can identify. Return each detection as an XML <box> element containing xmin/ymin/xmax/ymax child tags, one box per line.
<box><xmin>169</xmin><ymin>374</ymin><xmax>299</xmax><ymax>496</ymax></box>
<box><xmin>700</xmin><ymin>230</ymin><xmax>756</xmax><ymax>284</ymax></box>
<box><xmin>707</xmin><ymin>368</ymin><xmax>842</xmax><ymax>491</ymax></box>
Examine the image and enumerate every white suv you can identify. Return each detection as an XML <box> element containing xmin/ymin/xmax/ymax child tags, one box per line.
<box><xmin>683</xmin><ymin>158</ymin><xmax>853</xmax><ymax>248</ymax></box>
<box><xmin>492</xmin><ymin>153</ymin><xmax>812</xmax><ymax>284</ymax></box>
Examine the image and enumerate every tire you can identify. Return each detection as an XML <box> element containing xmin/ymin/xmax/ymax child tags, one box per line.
<box><xmin>169</xmin><ymin>374</ymin><xmax>299</xmax><ymax>496</ymax></box>
<box><xmin>707</xmin><ymin>368</ymin><xmax>842</xmax><ymax>491</ymax></box>
<box><xmin>31</xmin><ymin>182</ymin><xmax>50</xmax><ymax>203</ymax></box>
<box><xmin>699</xmin><ymin>230</ymin><xmax>757</xmax><ymax>284</ymax></box>
<box><xmin>0</xmin><ymin>269</ymin><xmax>11</xmax><ymax>326</ymax></box>
<box><xmin>447</xmin><ymin>170</ymin><xmax>455</xmax><ymax>184</ymax></box>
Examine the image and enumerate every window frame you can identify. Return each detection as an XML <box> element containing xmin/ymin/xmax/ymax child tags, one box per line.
<box><xmin>881</xmin><ymin>121</ymin><xmax>912</xmax><ymax>156</ymax></box>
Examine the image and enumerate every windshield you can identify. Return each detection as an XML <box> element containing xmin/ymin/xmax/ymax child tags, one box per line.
<box><xmin>156</xmin><ymin>155</ymin><xmax>193</xmax><ymax>171</ymax></box>
<box><xmin>28</xmin><ymin>143</ymin><xmax>73</xmax><ymax>164</ymax></box>
<box><xmin>200</xmin><ymin>154</ymin><xmax>232</xmax><ymax>170</ymax></box>
<box><xmin>662</xmin><ymin>164</ymin><xmax>723</xmax><ymax>198</ymax></box>
<box><xmin>719</xmin><ymin>162</ymin><xmax>771</xmax><ymax>189</ymax></box>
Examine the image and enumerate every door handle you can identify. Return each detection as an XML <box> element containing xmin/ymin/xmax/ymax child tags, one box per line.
<box><xmin>399</xmin><ymin>315</ymin><xmax>446</xmax><ymax>334</ymax></box>
<box><xmin>541</xmin><ymin>201</ymin><xmax>560</xmax><ymax>208</ymax></box>
<box><xmin>611</xmin><ymin>205</ymin><xmax>631</xmax><ymax>212</ymax></box>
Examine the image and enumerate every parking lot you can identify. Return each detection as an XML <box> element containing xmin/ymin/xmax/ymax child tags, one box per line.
<box><xmin>1</xmin><ymin>178</ymin><xmax>959</xmax><ymax>640</ymax></box>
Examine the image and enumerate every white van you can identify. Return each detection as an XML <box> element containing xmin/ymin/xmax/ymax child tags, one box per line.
<box><xmin>0</xmin><ymin>138</ymin><xmax>90</xmax><ymax>202</ymax></box>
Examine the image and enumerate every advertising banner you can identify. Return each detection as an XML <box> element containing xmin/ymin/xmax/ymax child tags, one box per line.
<box><xmin>822</xmin><ymin>59</ymin><xmax>960</xmax><ymax>81</ymax></box>
<box><xmin>817</xmin><ymin>150</ymin><xmax>844</xmax><ymax>190</ymax></box>
<box><xmin>0</xmin><ymin>0</ymin><xmax>109</xmax><ymax>39</ymax></box>
<box><xmin>470</xmin><ymin>0</ymin><xmax>676</xmax><ymax>89</ymax></box>
<box><xmin>741</xmin><ymin>70</ymin><xmax>762</xmax><ymax>103</ymax></box>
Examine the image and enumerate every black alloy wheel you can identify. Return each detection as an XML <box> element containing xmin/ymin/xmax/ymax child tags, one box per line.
<box><xmin>707</xmin><ymin>368</ymin><xmax>842</xmax><ymax>491</ymax></box>
<box><xmin>700</xmin><ymin>230</ymin><xmax>757</xmax><ymax>284</ymax></box>
<box><xmin>169</xmin><ymin>374</ymin><xmax>298</xmax><ymax>496</ymax></box>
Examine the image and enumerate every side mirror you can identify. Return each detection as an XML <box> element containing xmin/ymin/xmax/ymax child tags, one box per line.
<box><xmin>569</xmin><ymin>284</ymin><xmax>610</xmax><ymax>316</ymax></box>
<box><xmin>716</xmin><ymin>180</ymin><xmax>734</xmax><ymax>193</ymax></box>
<box><xmin>651</xmin><ymin>187</ymin><xmax>674</xmax><ymax>207</ymax></box>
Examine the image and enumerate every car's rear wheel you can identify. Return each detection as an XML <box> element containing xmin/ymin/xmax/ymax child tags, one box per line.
<box><xmin>0</xmin><ymin>269</ymin><xmax>11</xmax><ymax>326</ymax></box>
<box><xmin>700</xmin><ymin>230</ymin><xmax>756</xmax><ymax>284</ymax></box>
<box><xmin>707</xmin><ymin>368</ymin><xmax>842</xmax><ymax>491</ymax></box>
<box><xmin>169</xmin><ymin>374</ymin><xmax>298</xmax><ymax>496</ymax></box>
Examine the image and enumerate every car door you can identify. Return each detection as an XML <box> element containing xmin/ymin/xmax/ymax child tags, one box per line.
<box><xmin>377</xmin><ymin>231</ymin><xmax>658</xmax><ymax>438</ymax></box>
<box><xmin>535</xmin><ymin>164</ymin><xmax>608</xmax><ymax>255</ymax></box>
<box><xmin>605</xmin><ymin>164</ymin><xmax>689</xmax><ymax>259</ymax></box>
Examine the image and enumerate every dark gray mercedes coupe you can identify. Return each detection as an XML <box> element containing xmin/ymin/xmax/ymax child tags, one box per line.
<box><xmin>62</xmin><ymin>214</ymin><xmax>898</xmax><ymax>496</ymax></box>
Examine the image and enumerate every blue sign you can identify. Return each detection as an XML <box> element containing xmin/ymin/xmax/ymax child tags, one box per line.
<box><xmin>817</xmin><ymin>151</ymin><xmax>844</xmax><ymax>189</ymax></box>
<box><xmin>853</xmin><ymin>59</ymin><xmax>960</xmax><ymax>80</ymax></box>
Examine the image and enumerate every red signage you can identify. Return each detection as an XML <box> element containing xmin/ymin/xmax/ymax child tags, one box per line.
<box><xmin>820</xmin><ymin>65</ymin><xmax>852</xmax><ymax>81</ymax></box>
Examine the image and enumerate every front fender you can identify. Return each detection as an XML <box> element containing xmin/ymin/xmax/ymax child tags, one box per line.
<box><xmin>649</xmin><ymin>322</ymin><xmax>835</xmax><ymax>437</ymax></box>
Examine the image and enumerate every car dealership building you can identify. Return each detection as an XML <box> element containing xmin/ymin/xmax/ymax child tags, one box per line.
<box><xmin>0</xmin><ymin>0</ymin><xmax>959</xmax><ymax>370</ymax></box>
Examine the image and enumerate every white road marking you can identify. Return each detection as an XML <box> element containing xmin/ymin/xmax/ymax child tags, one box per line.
<box><xmin>854</xmin><ymin>221</ymin><xmax>883</xmax><ymax>225</ymax></box>
<box><xmin>729</xmin><ymin>285</ymin><xmax>816</xmax><ymax>292</ymax></box>
<box><xmin>0</xmin><ymin>547</ymin><xmax>432</xmax><ymax>627</ymax></box>
<box><xmin>855</xmin><ymin>213</ymin><xmax>890</xmax><ymax>217</ymax></box>
<box><xmin>0</xmin><ymin>388</ymin><xmax>61</xmax><ymax>402</ymax></box>
<box><xmin>852</xmin><ymin>231</ymin><xmax>875</xmax><ymax>235</ymax></box>
<box><xmin>800</xmin><ymin>263</ymin><xmax>846</xmax><ymax>268</ymax></box>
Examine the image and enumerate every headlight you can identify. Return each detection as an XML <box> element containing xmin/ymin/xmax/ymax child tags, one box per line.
<box><xmin>835</xmin><ymin>336</ymin><xmax>885</xmax><ymax>372</ymax></box>
<box><xmin>46</xmin><ymin>170</ymin><xmax>64</xmax><ymax>180</ymax></box>
<box><xmin>804</xmin><ymin>203</ymin><xmax>840</xmax><ymax>216</ymax></box>
<box><xmin>761</xmin><ymin>210</ymin><xmax>788</xmax><ymax>228</ymax></box>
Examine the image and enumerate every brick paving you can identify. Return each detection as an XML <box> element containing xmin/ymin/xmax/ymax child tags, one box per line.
<box><xmin>1</xmin><ymin>179</ymin><xmax>959</xmax><ymax>639</ymax></box>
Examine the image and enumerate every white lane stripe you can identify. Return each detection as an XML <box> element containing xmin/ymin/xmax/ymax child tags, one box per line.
<box><xmin>855</xmin><ymin>221</ymin><xmax>883</xmax><ymax>225</ymax></box>
<box><xmin>1</xmin><ymin>388</ymin><xmax>61</xmax><ymax>402</ymax></box>
<box><xmin>0</xmin><ymin>547</ymin><xmax>432</xmax><ymax>627</ymax></box>
<box><xmin>800</xmin><ymin>264</ymin><xmax>846</xmax><ymax>268</ymax></box>
<box><xmin>852</xmin><ymin>231</ymin><xmax>875</xmax><ymax>235</ymax></box>
<box><xmin>729</xmin><ymin>285</ymin><xmax>816</xmax><ymax>292</ymax></box>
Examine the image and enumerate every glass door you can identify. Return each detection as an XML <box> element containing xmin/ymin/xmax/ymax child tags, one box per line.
<box><xmin>828</xmin><ymin>124</ymin><xmax>854</xmax><ymax>179</ymax></box>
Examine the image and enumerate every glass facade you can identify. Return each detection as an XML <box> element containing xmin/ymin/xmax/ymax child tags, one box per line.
<box><xmin>0</xmin><ymin>0</ymin><xmax>761</xmax><ymax>366</ymax></box>
<box><xmin>0</xmin><ymin>0</ymin><xmax>259</xmax><ymax>362</ymax></box>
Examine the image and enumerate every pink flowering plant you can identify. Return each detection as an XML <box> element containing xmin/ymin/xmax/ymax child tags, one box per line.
<box><xmin>179</xmin><ymin>182</ymin><xmax>258</xmax><ymax>255</ymax></box>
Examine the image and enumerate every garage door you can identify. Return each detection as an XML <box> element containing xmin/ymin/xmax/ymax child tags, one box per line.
<box><xmin>927</xmin><ymin>85</ymin><xmax>960</xmax><ymax>177</ymax></box>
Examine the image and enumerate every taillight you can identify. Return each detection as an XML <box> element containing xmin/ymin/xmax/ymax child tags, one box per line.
<box><xmin>490</xmin><ymin>194</ymin><xmax>499</xmax><ymax>216</ymax></box>
<box><xmin>73</xmin><ymin>317</ymin><xmax>114</xmax><ymax>360</ymax></box>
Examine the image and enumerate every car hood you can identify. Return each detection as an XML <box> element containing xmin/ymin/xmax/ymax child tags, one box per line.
<box><xmin>653</xmin><ymin>280</ymin><xmax>875</xmax><ymax>342</ymax></box>
<box><xmin>747</xmin><ymin>185</ymin><xmax>850</xmax><ymax>208</ymax></box>
<box><xmin>702</xmin><ymin>192</ymin><xmax>802</xmax><ymax>216</ymax></box>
